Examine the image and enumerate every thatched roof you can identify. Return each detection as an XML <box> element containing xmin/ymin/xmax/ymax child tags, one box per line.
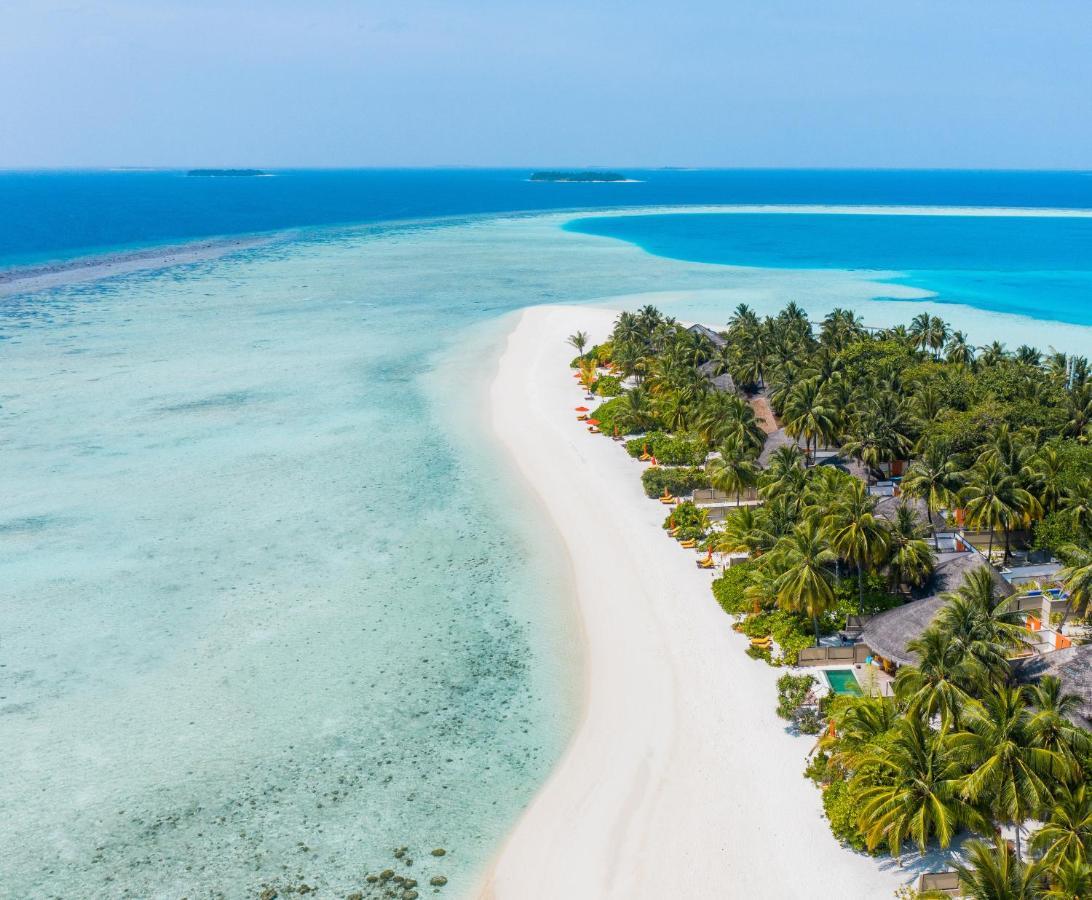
<box><xmin>816</xmin><ymin>453</ymin><xmax>872</xmax><ymax>483</ymax></box>
<box><xmin>688</xmin><ymin>323</ymin><xmax>727</xmax><ymax>349</ymax></box>
<box><xmin>874</xmin><ymin>495</ymin><xmax>946</xmax><ymax>532</ymax></box>
<box><xmin>1012</xmin><ymin>644</ymin><xmax>1092</xmax><ymax>728</ymax></box>
<box><xmin>860</xmin><ymin>552</ymin><xmax>1012</xmax><ymax>666</ymax></box>
<box><xmin>697</xmin><ymin>360</ymin><xmax>736</xmax><ymax>393</ymax></box>
<box><xmin>757</xmin><ymin>426</ymin><xmax>803</xmax><ymax>467</ymax></box>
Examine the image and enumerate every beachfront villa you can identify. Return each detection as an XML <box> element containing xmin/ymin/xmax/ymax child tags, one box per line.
<box><xmin>858</xmin><ymin>552</ymin><xmax>1012</xmax><ymax>673</ymax></box>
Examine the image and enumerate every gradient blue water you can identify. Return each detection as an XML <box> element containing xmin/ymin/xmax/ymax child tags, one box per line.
<box><xmin>565</xmin><ymin>211</ymin><xmax>1092</xmax><ymax>326</ymax></box>
<box><xmin>4</xmin><ymin>168</ymin><xmax>1092</xmax><ymax>267</ymax></box>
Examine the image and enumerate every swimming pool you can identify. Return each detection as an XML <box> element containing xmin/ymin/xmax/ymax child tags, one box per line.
<box><xmin>824</xmin><ymin>669</ymin><xmax>863</xmax><ymax>696</ymax></box>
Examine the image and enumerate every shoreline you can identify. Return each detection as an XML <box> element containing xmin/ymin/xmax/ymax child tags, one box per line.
<box><xmin>0</xmin><ymin>233</ymin><xmax>282</xmax><ymax>297</ymax></box>
<box><xmin>481</xmin><ymin>304</ymin><xmax>916</xmax><ymax>898</ymax></box>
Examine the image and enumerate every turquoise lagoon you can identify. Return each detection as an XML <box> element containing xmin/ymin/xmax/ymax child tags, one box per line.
<box><xmin>566</xmin><ymin>210</ymin><xmax>1092</xmax><ymax>328</ymax></box>
<box><xmin>4</xmin><ymin>207</ymin><xmax>1092</xmax><ymax>897</ymax></box>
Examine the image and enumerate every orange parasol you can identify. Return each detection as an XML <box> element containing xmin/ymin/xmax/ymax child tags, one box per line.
<box><xmin>586</xmin><ymin>419</ymin><xmax>600</xmax><ymax>426</ymax></box>
<box><xmin>574</xmin><ymin>406</ymin><xmax>589</xmax><ymax>412</ymax></box>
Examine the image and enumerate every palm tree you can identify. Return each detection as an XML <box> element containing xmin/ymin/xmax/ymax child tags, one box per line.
<box><xmin>950</xmin><ymin>685</ymin><xmax>1073</xmax><ymax>859</ymax></box>
<box><xmin>716</xmin><ymin>505</ymin><xmax>773</xmax><ymax>558</ymax></box>
<box><xmin>1016</xmin><ymin>345</ymin><xmax>1043</xmax><ymax>368</ymax></box>
<box><xmin>772</xmin><ymin>520</ymin><xmax>836</xmax><ymax>643</ymax></box>
<box><xmin>1058</xmin><ymin>481</ymin><xmax>1092</xmax><ymax>537</ymax></box>
<box><xmin>1025</xmin><ymin>446</ymin><xmax>1067</xmax><ymax>516</ymax></box>
<box><xmin>567</xmin><ymin>330</ymin><xmax>589</xmax><ymax>355</ymax></box>
<box><xmin>1055</xmin><ymin>544</ymin><xmax>1092</xmax><ymax>627</ymax></box>
<box><xmin>980</xmin><ymin>341</ymin><xmax>1010</xmax><ymax>367</ymax></box>
<box><xmin>885</xmin><ymin>503</ymin><xmax>935</xmax><ymax>591</ymax></box>
<box><xmin>853</xmin><ymin>715</ymin><xmax>985</xmax><ymax>859</ymax></box>
<box><xmin>935</xmin><ymin>566</ymin><xmax>1030</xmax><ymax>686</ymax></box>
<box><xmin>820</xmin><ymin>695</ymin><xmax>899</xmax><ymax>773</ymax></box>
<box><xmin>782</xmin><ymin>377</ymin><xmax>838</xmax><ymax>463</ymax></box>
<box><xmin>1025</xmin><ymin>676</ymin><xmax>1092</xmax><ymax>765</ymax></box>
<box><xmin>1063</xmin><ymin>384</ymin><xmax>1092</xmax><ymax>440</ymax></box>
<box><xmin>894</xmin><ymin>628</ymin><xmax>976</xmax><ymax>729</ymax></box>
<box><xmin>946</xmin><ymin>330</ymin><xmax>976</xmax><ymax>367</ymax></box>
<box><xmin>962</xmin><ymin>457</ymin><xmax>1035</xmax><ymax>562</ymax></box>
<box><xmin>954</xmin><ymin>837</ymin><xmax>1047</xmax><ymax>900</ymax></box>
<box><xmin>707</xmin><ymin>439</ymin><xmax>758</xmax><ymax>505</ymax></box>
<box><xmin>613</xmin><ymin>385</ymin><xmax>656</xmax><ymax>433</ymax></box>
<box><xmin>901</xmin><ymin>445</ymin><xmax>965</xmax><ymax>547</ymax></box>
<box><xmin>825</xmin><ymin>479</ymin><xmax>890</xmax><ymax>611</ymax></box>
<box><xmin>1042</xmin><ymin>858</ymin><xmax>1091</xmax><ymax>899</ymax></box>
<box><xmin>1030</xmin><ymin>783</ymin><xmax>1092</xmax><ymax>870</ymax></box>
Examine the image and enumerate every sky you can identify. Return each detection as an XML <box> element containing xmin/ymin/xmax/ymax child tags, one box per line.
<box><xmin>3</xmin><ymin>0</ymin><xmax>1091</xmax><ymax>169</ymax></box>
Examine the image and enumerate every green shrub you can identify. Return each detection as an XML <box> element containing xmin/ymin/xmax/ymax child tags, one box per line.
<box><xmin>803</xmin><ymin>751</ymin><xmax>831</xmax><ymax>786</ymax></box>
<box><xmin>663</xmin><ymin>500</ymin><xmax>706</xmax><ymax>530</ymax></box>
<box><xmin>1034</xmin><ymin>510</ymin><xmax>1092</xmax><ymax>554</ymax></box>
<box><xmin>626</xmin><ymin>433</ymin><xmax>659</xmax><ymax>458</ymax></box>
<box><xmin>743</xmin><ymin>609</ymin><xmax>816</xmax><ymax>665</ymax></box>
<box><xmin>711</xmin><ymin>562</ymin><xmax>755</xmax><ymax>615</ymax></box>
<box><xmin>593</xmin><ymin>375</ymin><xmax>623</xmax><ymax>397</ymax></box>
<box><xmin>626</xmin><ymin>432</ymin><xmax>706</xmax><ymax>466</ymax></box>
<box><xmin>775</xmin><ymin>673</ymin><xmax>816</xmax><ymax>720</ymax></box>
<box><xmin>830</xmin><ymin>575</ymin><xmax>901</xmax><ymax>624</ymax></box>
<box><xmin>640</xmin><ymin>466</ymin><xmax>710</xmax><ymax>499</ymax></box>
<box><xmin>746</xmin><ymin>645</ymin><xmax>771</xmax><ymax>662</ymax></box>
<box><xmin>797</xmin><ymin>708</ymin><xmax>823</xmax><ymax>735</ymax></box>
<box><xmin>592</xmin><ymin>396</ymin><xmax>639</xmax><ymax>436</ymax></box>
<box><xmin>821</xmin><ymin>778</ymin><xmax>870</xmax><ymax>853</ymax></box>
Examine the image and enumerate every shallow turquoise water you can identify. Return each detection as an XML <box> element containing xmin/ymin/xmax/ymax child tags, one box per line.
<box><xmin>565</xmin><ymin>211</ymin><xmax>1092</xmax><ymax>327</ymax></box>
<box><xmin>3</xmin><ymin>209</ymin><xmax>1092</xmax><ymax>897</ymax></box>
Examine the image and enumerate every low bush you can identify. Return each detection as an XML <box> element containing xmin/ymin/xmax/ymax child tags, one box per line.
<box><xmin>592</xmin><ymin>397</ymin><xmax>640</xmax><ymax>436</ymax></box>
<box><xmin>797</xmin><ymin>708</ymin><xmax>823</xmax><ymax>735</ymax></box>
<box><xmin>820</xmin><ymin>778</ymin><xmax>870</xmax><ymax>853</ymax></box>
<box><xmin>746</xmin><ymin>644</ymin><xmax>771</xmax><ymax>663</ymax></box>
<box><xmin>803</xmin><ymin>751</ymin><xmax>830</xmax><ymax>786</ymax></box>
<box><xmin>663</xmin><ymin>500</ymin><xmax>706</xmax><ymax>530</ymax></box>
<box><xmin>625</xmin><ymin>432</ymin><xmax>707</xmax><ymax>466</ymax></box>
<box><xmin>775</xmin><ymin>673</ymin><xmax>817</xmax><ymax>721</ymax></box>
<box><xmin>640</xmin><ymin>466</ymin><xmax>710</xmax><ymax>499</ymax></box>
<box><xmin>592</xmin><ymin>375</ymin><xmax>623</xmax><ymax>397</ymax></box>
<box><xmin>742</xmin><ymin>609</ymin><xmax>816</xmax><ymax>666</ymax></box>
<box><xmin>711</xmin><ymin>562</ymin><xmax>754</xmax><ymax>615</ymax></box>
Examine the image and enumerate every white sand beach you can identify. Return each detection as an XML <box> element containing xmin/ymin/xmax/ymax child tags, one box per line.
<box><xmin>484</xmin><ymin>304</ymin><xmax>914</xmax><ymax>898</ymax></box>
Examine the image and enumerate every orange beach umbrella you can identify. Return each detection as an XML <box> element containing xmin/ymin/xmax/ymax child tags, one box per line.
<box><xmin>586</xmin><ymin>419</ymin><xmax>600</xmax><ymax>426</ymax></box>
<box><xmin>574</xmin><ymin>406</ymin><xmax>589</xmax><ymax>412</ymax></box>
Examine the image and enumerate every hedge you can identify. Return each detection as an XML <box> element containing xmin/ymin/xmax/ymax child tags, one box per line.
<box><xmin>625</xmin><ymin>432</ymin><xmax>707</xmax><ymax>466</ymax></box>
<box><xmin>711</xmin><ymin>562</ymin><xmax>755</xmax><ymax>615</ymax></box>
<box><xmin>640</xmin><ymin>466</ymin><xmax>710</xmax><ymax>499</ymax></box>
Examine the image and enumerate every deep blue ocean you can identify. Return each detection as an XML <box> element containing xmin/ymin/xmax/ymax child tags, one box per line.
<box><xmin>4</xmin><ymin>168</ymin><xmax>1092</xmax><ymax>266</ymax></box>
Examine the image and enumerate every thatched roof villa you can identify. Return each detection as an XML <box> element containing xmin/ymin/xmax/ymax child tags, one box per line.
<box><xmin>873</xmin><ymin>495</ymin><xmax>946</xmax><ymax>533</ymax></box>
<box><xmin>1012</xmin><ymin>644</ymin><xmax>1092</xmax><ymax>728</ymax></box>
<box><xmin>697</xmin><ymin>360</ymin><xmax>736</xmax><ymax>393</ymax></box>
<box><xmin>687</xmin><ymin>323</ymin><xmax>728</xmax><ymax>349</ymax></box>
<box><xmin>860</xmin><ymin>552</ymin><xmax>1013</xmax><ymax>669</ymax></box>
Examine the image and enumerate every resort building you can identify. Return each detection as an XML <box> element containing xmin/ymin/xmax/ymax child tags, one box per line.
<box><xmin>686</xmin><ymin>322</ymin><xmax>727</xmax><ymax>349</ymax></box>
<box><xmin>1012</xmin><ymin>644</ymin><xmax>1092</xmax><ymax>729</ymax></box>
<box><xmin>858</xmin><ymin>552</ymin><xmax>1013</xmax><ymax>673</ymax></box>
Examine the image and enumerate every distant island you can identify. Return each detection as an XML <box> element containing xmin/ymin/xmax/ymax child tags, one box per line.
<box><xmin>529</xmin><ymin>171</ymin><xmax>628</xmax><ymax>183</ymax></box>
<box><xmin>186</xmin><ymin>169</ymin><xmax>266</xmax><ymax>177</ymax></box>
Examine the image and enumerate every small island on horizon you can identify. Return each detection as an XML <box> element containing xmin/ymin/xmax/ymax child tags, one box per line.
<box><xmin>529</xmin><ymin>170</ymin><xmax>628</xmax><ymax>183</ymax></box>
<box><xmin>186</xmin><ymin>168</ymin><xmax>267</xmax><ymax>177</ymax></box>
